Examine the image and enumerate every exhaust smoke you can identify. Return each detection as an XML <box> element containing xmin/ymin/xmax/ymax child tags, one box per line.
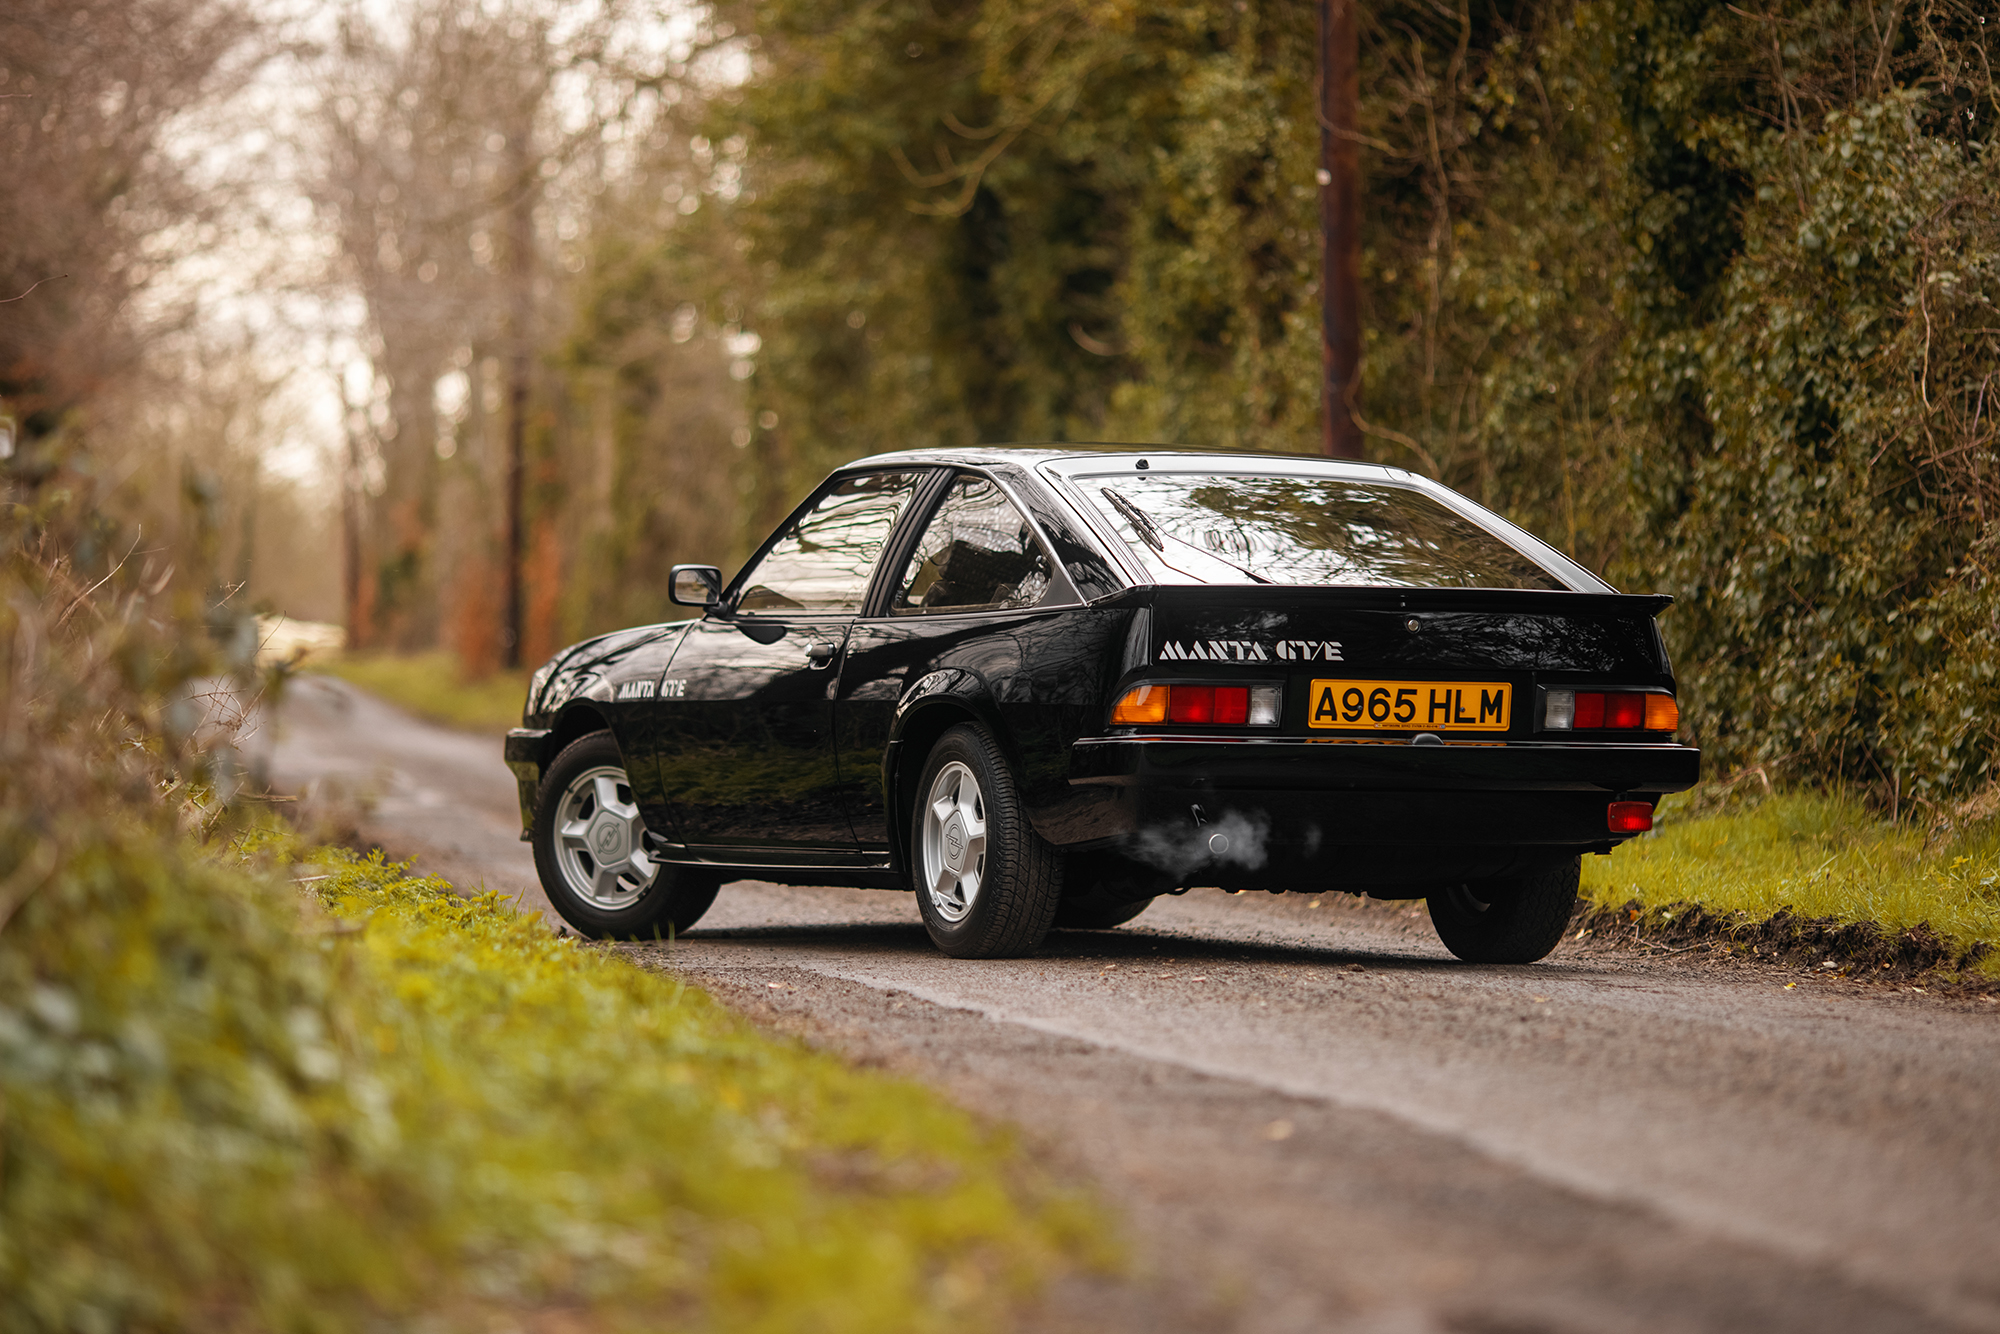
<box><xmin>1124</xmin><ymin>810</ymin><xmax>1272</xmax><ymax>879</ymax></box>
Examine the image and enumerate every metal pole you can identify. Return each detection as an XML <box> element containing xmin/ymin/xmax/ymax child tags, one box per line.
<box><xmin>1319</xmin><ymin>0</ymin><xmax>1364</xmax><ymax>459</ymax></box>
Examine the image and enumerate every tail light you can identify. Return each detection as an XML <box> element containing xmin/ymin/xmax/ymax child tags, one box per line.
<box><xmin>1113</xmin><ymin>683</ymin><xmax>1281</xmax><ymax>727</ymax></box>
<box><xmin>1608</xmin><ymin>801</ymin><xmax>1654</xmax><ymax>833</ymax></box>
<box><xmin>1544</xmin><ymin>689</ymin><xmax>1677</xmax><ymax>735</ymax></box>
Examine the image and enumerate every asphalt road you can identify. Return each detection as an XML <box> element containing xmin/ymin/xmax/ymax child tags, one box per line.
<box><xmin>264</xmin><ymin>674</ymin><xmax>2000</xmax><ymax>1334</ymax></box>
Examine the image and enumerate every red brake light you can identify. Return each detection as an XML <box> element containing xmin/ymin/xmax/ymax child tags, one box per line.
<box><xmin>1213</xmin><ymin>687</ymin><xmax>1250</xmax><ymax>725</ymax></box>
<box><xmin>1608</xmin><ymin>801</ymin><xmax>1653</xmax><ymax>833</ymax></box>
<box><xmin>1605</xmin><ymin>693</ymin><xmax>1646</xmax><ymax>728</ymax></box>
<box><xmin>1168</xmin><ymin>685</ymin><xmax>1215</xmax><ymax>724</ymax></box>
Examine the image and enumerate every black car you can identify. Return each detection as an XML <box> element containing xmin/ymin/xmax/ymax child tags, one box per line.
<box><xmin>504</xmin><ymin>447</ymin><xmax>1698</xmax><ymax>963</ymax></box>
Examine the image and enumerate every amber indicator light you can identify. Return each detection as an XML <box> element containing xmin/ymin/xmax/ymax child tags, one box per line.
<box><xmin>1111</xmin><ymin>684</ymin><xmax>1167</xmax><ymax>724</ymax></box>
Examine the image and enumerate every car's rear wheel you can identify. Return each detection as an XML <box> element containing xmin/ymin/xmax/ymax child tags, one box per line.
<box><xmin>912</xmin><ymin>723</ymin><xmax>1062</xmax><ymax>958</ymax></box>
<box><xmin>532</xmin><ymin>730</ymin><xmax>720</xmax><ymax>940</ymax></box>
<box><xmin>1426</xmin><ymin>857</ymin><xmax>1579</xmax><ymax>964</ymax></box>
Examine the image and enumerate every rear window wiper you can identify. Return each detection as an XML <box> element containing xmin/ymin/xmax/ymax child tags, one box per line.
<box><xmin>1101</xmin><ymin>487</ymin><xmax>1271</xmax><ymax>584</ymax></box>
<box><xmin>1101</xmin><ymin>488</ymin><xmax>1165</xmax><ymax>552</ymax></box>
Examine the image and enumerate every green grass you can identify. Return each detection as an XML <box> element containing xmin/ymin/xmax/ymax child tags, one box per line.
<box><xmin>316</xmin><ymin>651</ymin><xmax>530</xmax><ymax>733</ymax></box>
<box><xmin>1</xmin><ymin>830</ymin><xmax>1106</xmax><ymax>1332</ymax></box>
<box><xmin>1581</xmin><ymin>790</ymin><xmax>2000</xmax><ymax>970</ymax></box>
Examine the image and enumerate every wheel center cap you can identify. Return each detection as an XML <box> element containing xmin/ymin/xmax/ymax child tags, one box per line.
<box><xmin>592</xmin><ymin>818</ymin><xmax>627</xmax><ymax>862</ymax></box>
<box><xmin>942</xmin><ymin>814</ymin><xmax>966</xmax><ymax>872</ymax></box>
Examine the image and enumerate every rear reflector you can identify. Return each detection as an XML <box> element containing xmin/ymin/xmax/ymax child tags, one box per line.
<box><xmin>1112</xmin><ymin>683</ymin><xmax>1281</xmax><ymax>727</ymax></box>
<box><xmin>1543</xmin><ymin>688</ymin><xmax>1677</xmax><ymax>732</ymax></box>
<box><xmin>1169</xmin><ymin>685</ymin><xmax>1217</xmax><ymax>723</ymax></box>
<box><xmin>1573</xmin><ymin>691</ymin><xmax>1604</xmax><ymax>729</ymax></box>
<box><xmin>1607</xmin><ymin>801</ymin><xmax>1654</xmax><ymax>833</ymax></box>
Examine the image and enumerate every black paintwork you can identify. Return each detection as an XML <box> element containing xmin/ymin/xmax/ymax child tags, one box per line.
<box><xmin>504</xmin><ymin>446</ymin><xmax>1701</xmax><ymax>894</ymax></box>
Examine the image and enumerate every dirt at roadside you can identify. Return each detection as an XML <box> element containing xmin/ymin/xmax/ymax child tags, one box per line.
<box><xmin>1232</xmin><ymin>888</ymin><xmax>2000</xmax><ymax>998</ymax></box>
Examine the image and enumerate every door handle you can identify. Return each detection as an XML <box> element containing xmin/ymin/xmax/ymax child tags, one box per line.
<box><xmin>805</xmin><ymin>641</ymin><xmax>836</xmax><ymax>669</ymax></box>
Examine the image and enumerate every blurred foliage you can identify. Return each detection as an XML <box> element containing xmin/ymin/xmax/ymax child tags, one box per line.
<box><xmin>664</xmin><ymin>0</ymin><xmax>2000</xmax><ymax>802</ymax></box>
<box><xmin>0</xmin><ymin>487</ymin><xmax>1101</xmax><ymax>1330</ymax></box>
<box><xmin>319</xmin><ymin>651</ymin><xmax>531</xmax><ymax>734</ymax></box>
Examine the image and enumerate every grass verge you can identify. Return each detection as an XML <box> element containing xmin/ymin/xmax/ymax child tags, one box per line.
<box><xmin>1579</xmin><ymin>790</ymin><xmax>2000</xmax><ymax>980</ymax></box>
<box><xmin>315</xmin><ymin>650</ymin><xmax>529</xmax><ymax>733</ymax></box>
<box><xmin>1</xmin><ymin>831</ymin><xmax>1106</xmax><ymax>1331</ymax></box>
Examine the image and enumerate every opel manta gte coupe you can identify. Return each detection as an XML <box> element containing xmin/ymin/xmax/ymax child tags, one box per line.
<box><xmin>503</xmin><ymin>447</ymin><xmax>1698</xmax><ymax>963</ymax></box>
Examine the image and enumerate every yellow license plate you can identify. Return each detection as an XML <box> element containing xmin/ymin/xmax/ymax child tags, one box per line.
<box><xmin>1307</xmin><ymin>679</ymin><xmax>1512</xmax><ymax>731</ymax></box>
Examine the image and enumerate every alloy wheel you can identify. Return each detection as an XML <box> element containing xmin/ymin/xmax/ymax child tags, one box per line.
<box><xmin>920</xmin><ymin>759</ymin><xmax>988</xmax><ymax>923</ymax></box>
<box><xmin>553</xmin><ymin>764</ymin><xmax>656</xmax><ymax>909</ymax></box>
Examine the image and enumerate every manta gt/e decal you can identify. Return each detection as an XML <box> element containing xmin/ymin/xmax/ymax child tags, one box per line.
<box><xmin>1158</xmin><ymin>639</ymin><xmax>1344</xmax><ymax>663</ymax></box>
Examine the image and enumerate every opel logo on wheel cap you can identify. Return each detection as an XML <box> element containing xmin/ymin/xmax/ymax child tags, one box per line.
<box><xmin>594</xmin><ymin>822</ymin><xmax>624</xmax><ymax>858</ymax></box>
<box><xmin>943</xmin><ymin>817</ymin><xmax>965</xmax><ymax>870</ymax></box>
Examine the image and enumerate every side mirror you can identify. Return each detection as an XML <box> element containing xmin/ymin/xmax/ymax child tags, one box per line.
<box><xmin>669</xmin><ymin>564</ymin><xmax>724</xmax><ymax>608</ymax></box>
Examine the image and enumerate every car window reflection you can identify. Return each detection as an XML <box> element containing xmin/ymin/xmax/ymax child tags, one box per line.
<box><xmin>1081</xmin><ymin>474</ymin><xmax>1566</xmax><ymax>590</ymax></box>
<box><xmin>737</xmin><ymin>471</ymin><xmax>922</xmax><ymax>613</ymax></box>
<box><xmin>892</xmin><ymin>474</ymin><xmax>1054</xmax><ymax>615</ymax></box>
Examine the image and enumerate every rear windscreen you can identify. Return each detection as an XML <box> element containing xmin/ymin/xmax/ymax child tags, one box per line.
<box><xmin>1078</xmin><ymin>474</ymin><xmax>1567</xmax><ymax>590</ymax></box>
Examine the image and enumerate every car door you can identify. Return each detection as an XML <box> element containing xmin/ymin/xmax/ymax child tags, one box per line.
<box><xmin>654</xmin><ymin>469</ymin><xmax>930</xmax><ymax>854</ymax></box>
<box><xmin>836</xmin><ymin>470</ymin><xmax>1078</xmax><ymax>849</ymax></box>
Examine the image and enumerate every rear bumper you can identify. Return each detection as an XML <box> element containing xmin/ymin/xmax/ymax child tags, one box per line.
<box><xmin>1049</xmin><ymin>735</ymin><xmax>1700</xmax><ymax>889</ymax></box>
<box><xmin>1070</xmin><ymin>734</ymin><xmax>1699</xmax><ymax>795</ymax></box>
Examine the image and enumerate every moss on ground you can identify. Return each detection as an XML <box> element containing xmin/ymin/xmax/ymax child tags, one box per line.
<box><xmin>0</xmin><ymin>832</ymin><xmax>1106</xmax><ymax>1332</ymax></box>
<box><xmin>1580</xmin><ymin>791</ymin><xmax>2000</xmax><ymax>977</ymax></box>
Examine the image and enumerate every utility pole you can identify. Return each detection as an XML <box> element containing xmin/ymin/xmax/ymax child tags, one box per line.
<box><xmin>1319</xmin><ymin>0</ymin><xmax>1364</xmax><ymax>459</ymax></box>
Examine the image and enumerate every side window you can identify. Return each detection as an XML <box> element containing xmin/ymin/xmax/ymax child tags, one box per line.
<box><xmin>736</xmin><ymin>471</ymin><xmax>923</xmax><ymax>614</ymax></box>
<box><xmin>892</xmin><ymin>473</ymin><xmax>1055</xmax><ymax>615</ymax></box>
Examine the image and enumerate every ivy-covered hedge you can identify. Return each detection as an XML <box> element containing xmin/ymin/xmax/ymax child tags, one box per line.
<box><xmin>677</xmin><ymin>0</ymin><xmax>1999</xmax><ymax>801</ymax></box>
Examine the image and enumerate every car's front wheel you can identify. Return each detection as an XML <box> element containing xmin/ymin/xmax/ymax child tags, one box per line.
<box><xmin>1426</xmin><ymin>857</ymin><xmax>1579</xmax><ymax>964</ymax></box>
<box><xmin>912</xmin><ymin>723</ymin><xmax>1063</xmax><ymax>958</ymax></box>
<box><xmin>532</xmin><ymin>730</ymin><xmax>719</xmax><ymax>940</ymax></box>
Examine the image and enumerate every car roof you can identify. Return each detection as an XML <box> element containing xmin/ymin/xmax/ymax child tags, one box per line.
<box><xmin>838</xmin><ymin>442</ymin><xmax>1613</xmax><ymax>595</ymax></box>
<box><xmin>840</xmin><ymin>443</ymin><xmax>1422</xmax><ymax>484</ymax></box>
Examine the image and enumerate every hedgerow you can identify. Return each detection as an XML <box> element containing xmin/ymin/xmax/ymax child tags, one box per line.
<box><xmin>689</xmin><ymin>0</ymin><xmax>2000</xmax><ymax>803</ymax></box>
<box><xmin>0</xmin><ymin>492</ymin><xmax>1100</xmax><ymax>1331</ymax></box>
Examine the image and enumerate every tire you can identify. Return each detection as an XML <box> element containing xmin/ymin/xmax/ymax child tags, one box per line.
<box><xmin>532</xmin><ymin>730</ymin><xmax>720</xmax><ymax>940</ymax></box>
<box><xmin>911</xmin><ymin>723</ymin><xmax>1063</xmax><ymax>958</ymax></box>
<box><xmin>1426</xmin><ymin>857</ymin><xmax>1579</xmax><ymax>964</ymax></box>
<box><xmin>1053</xmin><ymin>890</ymin><xmax>1154</xmax><ymax>930</ymax></box>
